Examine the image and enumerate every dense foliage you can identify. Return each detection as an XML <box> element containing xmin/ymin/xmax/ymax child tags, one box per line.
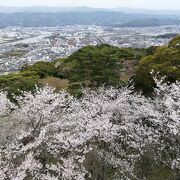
<box><xmin>0</xmin><ymin>78</ymin><xmax>179</xmax><ymax>179</ymax></box>
<box><xmin>0</xmin><ymin>45</ymin><xmax>145</xmax><ymax>97</ymax></box>
<box><xmin>134</xmin><ymin>35</ymin><xmax>180</xmax><ymax>95</ymax></box>
<box><xmin>21</xmin><ymin>61</ymin><xmax>56</xmax><ymax>78</ymax></box>
<box><xmin>0</xmin><ymin>62</ymin><xmax>57</xmax><ymax>100</ymax></box>
<box><xmin>0</xmin><ymin>71</ymin><xmax>39</xmax><ymax>99</ymax></box>
<box><xmin>57</xmin><ymin>45</ymin><xmax>133</xmax><ymax>87</ymax></box>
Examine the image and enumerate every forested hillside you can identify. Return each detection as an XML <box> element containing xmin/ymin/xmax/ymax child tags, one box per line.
<box><xmin>0</xmin><ymin>35</ymin><xmax>179</xmax><ymax>98</ymax></box>
<box><xmin>0</xmin><ymin>44</ymin><xmax>147</xmax><ymax>99</ymax></box>
<box><xmin>134</xmin><ymin>35</ymin><xmax>180</xmax><ymax>94</ymax></box>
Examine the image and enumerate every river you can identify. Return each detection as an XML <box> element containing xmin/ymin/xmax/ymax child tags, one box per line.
<box><xmin>1</xmin><ymin>31</ymin><xmax>53</xmax><ymax>46</ymax></box>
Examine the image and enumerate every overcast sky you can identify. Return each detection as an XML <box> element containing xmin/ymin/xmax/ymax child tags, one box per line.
<box><xmin>0</xmin><ymin>0</ymin><xmax>180</xmax><ymax>10</ymax></box>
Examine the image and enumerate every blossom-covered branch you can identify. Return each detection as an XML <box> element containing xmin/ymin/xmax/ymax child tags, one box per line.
<box><xmin>0</xmin><ymin>79</ymin><xmax>179</xmax><ymax>179</ymax></box>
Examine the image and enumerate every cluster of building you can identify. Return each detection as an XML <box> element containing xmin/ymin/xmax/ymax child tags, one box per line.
<box><xmin>0</xmin><ymin>25</ymin><xmax>180</xmax><ymax>72</ymax></box>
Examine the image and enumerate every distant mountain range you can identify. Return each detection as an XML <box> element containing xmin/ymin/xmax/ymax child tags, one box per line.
<box><xmin>119</xmin><ymin>18</ymin><xmax>180</xmax><ymax>27</ymax></box>
<box><xmin>0</xmin><ymin>6</ymin><xmax>180</xmax><ymax>15</ymax></box>
<box><xmin>0</xmin><ymin>6</ymin><xmax>105</xmax><ymax>13</ymax></box>
<box><xmin>0</xmin><ymin>6</ymin><xmax>179</xmax><ymax>27</ymax></box>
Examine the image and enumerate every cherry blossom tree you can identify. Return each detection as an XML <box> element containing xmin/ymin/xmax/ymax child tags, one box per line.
<box><xmin>0</xmin><ymin>91</ymin><xmax>12</xmax><ymax>117</ymax></box>
<box><xmin>0</xmin><ymin>91</ymin><xmax>17</xmax><ymax>143</ymax></box>
<box><xmin>0</xmin><ymin>79</ymin><xmax>179</xmax><ymax>179</ymax></box>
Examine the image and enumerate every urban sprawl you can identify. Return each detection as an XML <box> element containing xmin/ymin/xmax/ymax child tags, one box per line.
<box><xmin>0</xmin><ymin>25</ymin><xmax>180</xmax><ymax>73</ymax></box>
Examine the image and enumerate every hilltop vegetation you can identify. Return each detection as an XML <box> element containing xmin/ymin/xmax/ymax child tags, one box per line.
<box><xmin>134</xmin><ymin>35</ymin><xmax>180</xmax><ymax>94</ymax></box>
<box><xmin>55</xmin><ymin>45</ymin><xmax>146</xmax><ymax>94</ymax></box>
<box><xmin>0</xmin><ymin>44</ymin><xmax>146</xmax><ymax>98</ymax></box>
<box><xmin>0</xmin><ymin>35</ymin><xmax>179</xmax><ymax>98</ymax></box>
